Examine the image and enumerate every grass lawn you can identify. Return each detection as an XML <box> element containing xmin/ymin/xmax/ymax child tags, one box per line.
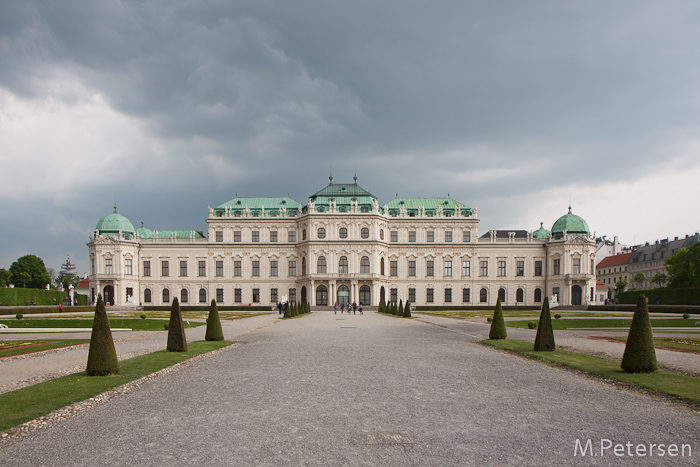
<box><xmin>110</xmin><ymin>311</ymin><xmax>271</xmax><ymax>320</ymax></box>
<box><xmin>505</xmin><ymin>318</ymin><xmax>699</xmax><ymax>330</ymax></box>
<box><xmin>0</xmin><ymin>340</ymin><xmax>232</xmax><ymax>433</ymax></box>
<box><xmin>419</xmin><ymin>310</ymin><xmax>633</xmax><ymax>319</ymax></box>
<box><xmin>590</xmin><ymin>337</ymin><xmax>700</xmax><ymax>354</ymax></box>
<box><xmin>0</xmin><ymin>340</ymin><xmax>90</xmax><ymax>357</ymax></box>
<box><xmin>0</xmin><ymin>318</ymin><xmax>203</xmax><ymax>331</ymax></box>
<box><xmin>482</xmin><ymin>339</ymin><xmax>700</xmax><ymax>404</ymax></box>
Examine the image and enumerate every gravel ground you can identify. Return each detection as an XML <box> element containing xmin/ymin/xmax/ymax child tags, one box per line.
<box><xmin>0</xmin><ymin>311</ymin><xmax>697</xmax><ymax>466</ymax></box>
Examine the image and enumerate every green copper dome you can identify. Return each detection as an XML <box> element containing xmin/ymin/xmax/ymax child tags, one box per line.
<box><xmin>96</xmin><ymin>206</ymin><xmax>135</xmax><ymax>238</ymax></box>
<box><xmin>551</xmin><ymin>207</ymin><xmax>589</xmax><ymax>239</ymax></box>
<box><xmin>135</xmin><ymin>221</ymin><xmax>153</xmax><ymax>238</ymax></box>
<box><xmin>533</xmin><ymin>222</ymin><xmax>550</xmax><ymax>239</ymax></box>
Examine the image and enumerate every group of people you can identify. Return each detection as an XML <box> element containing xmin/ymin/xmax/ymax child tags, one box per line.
<box><xmin>334</xmin><ymin>302</ymin><xmax>362</xmax><ymax>315</ymax></box>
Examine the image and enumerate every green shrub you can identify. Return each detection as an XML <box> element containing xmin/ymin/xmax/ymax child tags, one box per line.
<box><xmin>163</xmin><ymin>324</ymin><xmax>168</xmax><ymax>330</ymax></box>
<box><xmin>621</xmin><ymin>295</ymin><xmax>658</xmax><ymax>373</ymax></box>
<box><xmin>527</xmin><ymin>321</ymin><xmax>538</xmax><ymax>329</ymax></box>
<box><xmin>683</xmin><ymin>313</ymin><xmax>690</xmax><ymax>319</ymax></box>
<box><xmin>486</xmin><ymin>317</ymin><xmax>493</xmax><ymax>323</ymax></box>
<box><xmin>619</xmin><ymin>286</ymin><xmax>700</xmax><ymax>306</ymax></box>
<box><xmin>398</xmin><ymin>299</ymin><xmax>404</xmax><ymax>317</ymax></box>
<box><xmin>404</xmin><ymin>301</ymin><xmax>411</xmax><ymax>318</ymax></box>
<box><xmin>489</xmin><ymin>298</ymin><xmax>507</xmax><ymax>339</ymax></box>
<box><xmin>140</xmin><ymin>313</ymin><xmax>147</xmax><ymax>319</ymax></box>
<box><xmin>16</xmin><ymin>313</ymin><xmax>23</xmax><ymax>320</ymax></box>
<box><xmin>205</xmin><ymin>299</ymin><xmax>224</xmax><ymax>341</ymax></box>
<box><xmin>86</xmin><ymin>294</ymin><xmax>120</xmax><ymax>376</ymax></box>
<box><xmin>166</xmin><ymin>298</ymin><xmax>188</xmax><ymax>352</ymax></box>
<box><xmin>554</xmin><ymin>314</ymin><xmax>562</xmax><ymax>319</ymax></box>
<box><xmin>0</xmin><ymin>287</ymin><xmax>65</xmax><ymax>306</ymax></box>
<box><xmin>533</xmin><ymin>297</ymin><xmax>555</xmax><ymax>351</ymax></box>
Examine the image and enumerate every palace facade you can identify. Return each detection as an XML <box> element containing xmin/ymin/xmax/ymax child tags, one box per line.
<box><xmin>87</xmin><ymin>178</ymin><xmax>596</xmax><ymax>308</ymax></box>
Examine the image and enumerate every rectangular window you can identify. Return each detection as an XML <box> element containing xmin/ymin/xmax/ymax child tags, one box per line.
<box><xmin>463</xmin><ymin>231</ymin><xmax>471</xmax><ymax>242</ymax></box>
<box><xmin>270</xmin><ymin>231</ymin><xmax>278</xmax><ymax>243</ymax></box>
<box><xmin>427</xmin><ymin>288</ymin><xmax>434</xmax><ymax>303</ymax></box>
<box><xmin>216</xmin><ymin>288</ymin><xmax>224</xmax><ymax>303</ymax></box>
<box><xmin>480</xmin><ymin>260</ymin><xmax>488</xmax><ymax>277</ymax></box>
<box><xmin>252</xmin><ymin>231</ymin><xmax>259</xmax><ymax>242</ymax></box>
<box><xmin>498</xmin><ymin>260</ymin><xmax>506</xmax><ymax>277</ymax></box>
<box><xmin>463</xmin><ymin>288</ymin><xmax>470</xmax><ymax>303</ymax></box>
<box><xmin>445</xmin><ymin>288</ymin><xmax>452</xmax><ymax>303</ymax></box>
<box><xmin>288</xmin><ymin>260</ymin><xmax>296</xmax><ymax>277</ymax></box>
<box><xmin>516</xmin><ymin>261</ymin><xmax>524</xmax><ymax>277</ymax></box>
<box><xmin>215</xmin><ymin>231</ymin><xmax>223</xmax><ymax>242</ymax></box>
<box><xmin>427</xmin><ymin>260</ymin><xmax>434</xmax><ymax>277</ymax></box>
<box><xmin>408</xmin><ymin>260</ymin><xmax>416</xmax><ymax>277</ymax></box>
<box><xmin>234</xmin><ymin>288</ymin><xmax>242</xmax><ymax>303</ymax></box>
<box><xmin>427</xmin><ymin>231</ymin><xmax>434</xmax><ymax>242</ymax></box>
<box><xmin>234</xmin><ymin>231</ymin><xmax>241</xmax><ymax>242</ymax></box>
<box><xmin>91</xmin><ymin>258</ymin><xmax>95</xmax><ymax>275</ymax></box>
<box><xmin>534</xmin><ymin>260</ymin><xmax>543</xmax><ymax>277</ymax></box>
<box><xmin>289</xmin><ymin>288</ymin><xmax>297</xmax><ymax>303</ymax></box>
<box><xmin>180</xmin><ymin>260</ymin><xmax>188</xmax><ymax>277</ymax></box>
<box><xmin>105</xmin><ymin>258</ymin><xmax>113</xmax><ymax>275</ymax></box>
<box><xmin>198</xmin><ymin>261</ymin><xmax>206</xmax><ymax>277</ymax></box>
<box><xmin>161</xmin><ymin>260</ymin><xmax>169</xmax><ymax>277</ymax></box>
<box><xmin>143</xmin><ymin>260</ymin><xmax>151</xmax><ymax>277</ymax></box>
<box><xmin>408</xmin><ymin>231</ymin><xmax>416</xmax><ymax>242</ymax></box>
<box><xmin>573</xmin><ymin>258</ymin><xmax>581</xmax><ymax>274</ymax></box>
<box><xmin>445</xmin><ymin>231</ymin><xmax>452</xmax><ymax>242</ymax></box>
<box><xmin>234</xmin><ymin>261</ymin><xmax>242</xmax><ymax>277</ymax></box>
<box><xmin>390</xmin><ymin>231</ymin><xmax>398</xmax><ymax>242</ymax></box>
<box><xmin>390</xmin><ymin>288</ymin><xmax>398</xmax><ymax>302</ymax></box>
<box><xmin>553</xmin><ymin>259</ymin><xmax>561</xmax><ymax>275</ymax></box>
<box><xmin>271</xmin><ymin>288</ymin><xmax>278</xmax><ymax>303</ymax></box>
<box><xmin>462</xmin><ymin>260</ymin><xmax>471</xmax><ymax>277</ymax></box>
<box><xmin>252</xmin><ymin>260</ymin><xmax>260</xmax><ymax>277</ymax></box>
<box><xmin>288</xmin><ymin>230</ymin><xmax>296</xmax><ymax>242</ymax></box>
<box><xmin>216</xmin><ymin>260</ymin><xmax>224</xmax><ymax>277</ymax></box>
<box><xmin>252</xmin><ymin>288</ymin><xmax>260</xmax><ymax>303</ymax></box>
<box><xmin>270</xmin><ymin>260</ymin><xmax>278</xmax><ymax>277</ymax></box>
<box><xmin>125</xmin><ymin>259</ymin><xmax>132</xmax><ymax>276</ymax></box>
<box><xmin>409</xmin><ymin>288</ymin><xmax>416</xmax><ymax>303</ymax></box>
<box><xmin>390</xmin><ymin>260</ymin><xmax>398</xmax><ymax>277</ymax></box>
<box><xmin>444</xmin><ymin>260</ymin><xmax>452</xmax><ymax>277</ymax></box>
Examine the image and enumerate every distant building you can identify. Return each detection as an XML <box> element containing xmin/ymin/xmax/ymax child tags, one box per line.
<box><xmin>629</xmin><ymin>234</ymin><xmax>700</xmax><ymax>290</ymax></box>
<box><xmin>595</xmin><ymin>252</ymin><xmax>633</xmax><ymax>300</ymax></box>
<box><xmin>87</xmin><ymin>178</ymin><xmax>596</xmax><ymax>308</ymax></box>
<box><xmin>594</xmin><ymin>236</ymin><xmax>629</xmax><ymax>266</ymax></box>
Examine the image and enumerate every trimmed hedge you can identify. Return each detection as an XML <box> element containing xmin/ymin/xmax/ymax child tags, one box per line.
<box><xmin>619</xmin><ymin>287</ymin><xmax>700</xmax><ymax>306</ymax></box>
<box><xmin>588</xmin><ymin>304</ymin><xmax>700</xmax><ymax>314</ymax></box>
<box><xmin>416</xmin><ymin>305</ymin><xmax>540</xmax><ymax>311</ymax></box>
<box><xmin>0</xmin><ymin>305</ymin><xmax>94</xmax><ymax>315</ymax></box>
<box><xmin>143</xmin><ymin>305</ymin><xmax>270</xmax><ymax>312</ymax></box>
<box><xmin>0</xmin><ymin>288</ymin><xmax>66</xmax><ymax>306</ymax></box>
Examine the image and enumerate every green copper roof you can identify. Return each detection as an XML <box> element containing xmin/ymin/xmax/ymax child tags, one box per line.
<box><xmin>533</xmin><ymin>222</ymin><xmax>550</xmax><ymax>239</ymax></box>
<box><xmin>551</xmin><ymin>207</ymin><xmax>589</xmax><ymax>239</ymax></box>
<box><xmin>135</xmin><ymin>221</ymin><xmax>154</xmax><ymax>238</ymax></box>
<box><xmin>215</xmin><ymin>197</ymin><xmax>301</xmax><ymax>216</ymax></box>
<box><xmin>154</xmin><ymin>230</ymin><xmax>205</xmax><ymax>239</ymax></box>
<box><xmin>384</xmin><ymin>198</ymin><xmax>472</xmax><ymax>217</ymax></box>
<box><xmin>96</xmin><ymin>206</ymin><xmax>135</xmax><ymax>238</ymax></box>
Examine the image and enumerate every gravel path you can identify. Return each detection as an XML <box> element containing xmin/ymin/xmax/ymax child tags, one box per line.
<box><xmin>0</xmin><ymin>311</ymin><xmax>697</xmax><ymax>466</ymax></box>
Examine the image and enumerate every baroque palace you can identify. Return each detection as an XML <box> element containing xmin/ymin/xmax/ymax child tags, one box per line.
<box><xmin>88</xmin><ymin>177</ymin><xmax>596</xmax><ymax>308</ymax></box>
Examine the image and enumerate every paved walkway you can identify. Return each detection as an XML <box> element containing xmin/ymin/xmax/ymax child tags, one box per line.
<box><xmin>0</xmin><ymin>311</ymin><xmax>698</xmax><ymax>465</ymax></box>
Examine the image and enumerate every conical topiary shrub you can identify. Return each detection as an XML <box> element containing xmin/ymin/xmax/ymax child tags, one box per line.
<box><xmin>378</xmin><ymin>300</ymin><xmax>384</xmax><ymax>314</ymax></box>
<box><xmin>621</xmin><ymin>295</ymin><xmax>658</xmax><ymax>373</ymax></box>
<box><xmin>398</xmin><ymin>299</ymin><xmax>404</xmax><ymax>317</ymax></box>
<box><xmin>205</xmin><ymin>299</ymin><xmax>224</xmax><ymax>341</ymax></box>
<box><xmin>404</xmin><ymin>300</ymin><xmax>411</xmax><ymax>318</ymax></box>
<box><xmin>489</xmin><ymin>297</ymin><xmax>507</xmax><ymax>339</ymax></box>
<box><xmin>167</xmin><ymin>297</ymin><xmax>188</xmax><ymax>352</ymax></box>
<box><xmin>86</xmin><ymin>294</ymin><xmax>120</xmax><ymax>376</ymax></box>
<box><xmin>283</xmin><ymin>301</ymin><xmax>291</xmax><ymax>318</ymax></box>
<box><xmin>533</xmin><ymin>296</ymin><xmax>555</xmax><ymax>351</ymax></box>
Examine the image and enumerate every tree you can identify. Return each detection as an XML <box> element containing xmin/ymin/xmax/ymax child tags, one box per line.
<box><xmin>615</xmin><ymin>278</ymin><xmax>628</xmax><ymax>294</ymax></box>
<box><xmin>9</xmin><ymin>255</ymin><xmax>50</xmax><ymax>289</ymax></box>
<box><xmin>533</xmin><ymin>297</ymin><xmax>555</xmax><ymax>351</ymax></box>
<box><xmin>634</xmin><ymin>272</ymin><xmax>646</xmax><ymax>288</ymax></box>
<box><xmin>398</xmin><ymin>299</ymin><xmax>404</xmax><ymax>317</ymax></box>
<box><xmin>86</xmin><ymin>294</ymin><xmax>120</xmax><ymax>376</ymax></box>
<box><xmin>0</xmin><ymin>269</ymin><xmax>12</xmax><ymax>287</ymax></box>
<box><xmin>651</xmin><ymin>272</ymin><xmax>667</xmax><ymax>288</ymax></box>
<box><xmin>621</xmin><ymin>295</ymin><xmax>657</xmax><ymax>373</ymax></box>
<box><xmin>665</xmin><ymin>242</ymin><xmax>700</xmax><ymax>288</ymax></box>
<box><xmin>205</xmin><ymin>299</ymin><xmax>224</xmax><ymax>341</ymax></box>
<box><xmin>404</xmin><ymin>301</ymin><xmax>411</xmax><ymax>318</ymax></box>
<box><xmin>55</xmin><ymin>271</ymin><xmax>80</xmax><ymax>291</ymax></box>
<box><xmin>283</xmin><ymin>301</ymin><xmax>291</xmax><ymax>318</ymax></box>
<box><xmin>166</xmin><ymin>297</ymin><xmax>188</xmax><ymax>352</ymax></box>
<box><xmin>489</xmin><ymin>298</ymin><xmax>507</xmax><ymax>339</ymax></box>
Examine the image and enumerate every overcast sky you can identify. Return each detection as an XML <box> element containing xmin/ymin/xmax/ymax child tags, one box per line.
<box><xmin>1</xmin><ymin>1</ymin><xmax>700</xmax><ymax>275</ymax></box>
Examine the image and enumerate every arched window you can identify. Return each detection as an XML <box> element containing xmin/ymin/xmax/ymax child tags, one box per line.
<box><xmin>498</xmin><ymin>288</ymin><xmax>506</xmax><ymax>303</ymax></box>
<box><xmin>163</xmin><ymin>288</ymin><xmax>170</xmax><ymax>303</ymax></box>
<box><xmin>361</xmin><ymin>227</ymin><xmax>369</xmax><ymax>239</ymax></box>
<box><xmin>317</xmin><ymin>256</ymin><xmax>327</xmax><ymax>274</ymax></box>
<box><xmin>380</xmin><ymin>229</ymin><xmax>384</xmax><ymax>240</ymax></box>
<box><xmin>199</xmin><ymin>288</ymin><xmax>207</xmax><ymax>303</ymax></box>
<box><xmin>534</xmin><ymin>288</ymin><xmax>542</xmax><ymax>303</ymax></box>
<box><xmin>380</xmin><ymin>257</ymin><xmax>385</xmax><ymax>275</ymax></box>
<box><xmin>316</xmin><ymin>285</ymin><xmax>328</xmax><ymax>306</ymax></box>
<box><xmin>181</xmin><ymin>288</ymin><xmax>188</xmax><ymax>303</ymax></box>
<box><xmin>360</xmin><ymin>256</ymin><xmax>370</xmax><ymax>274</ymax></box>
<box><xmin>144</xmin><ymin>288</ymin><xmax>152</xmax><ymax>303</ymax></box>
<box><xmin>359</xmin><ymin>285</ymin><xmax>371</xmax><ymax>305</ymax></box>
<box><xmin>339</xmin><ymin>227</ymin><xmax>348</xmax><ymax>239</ymax></box>
<box><xmin>516</xmin><ymin>288</ymin><xmax>524</xmax><ymax>304</ymax></box>
<box><xmin>339</xmin><ymin>256</ymin><xmax>348</xmax><ymax>273</ymax></box>
<box><xmin>480</xmin><ymin>288</ymin><xmax>488</xmax><ymax>303</ymax></box>
<box><xmin>317</xmin><ymin>227</ymin><xmax>326</xmax><ymax>239</ymax></box>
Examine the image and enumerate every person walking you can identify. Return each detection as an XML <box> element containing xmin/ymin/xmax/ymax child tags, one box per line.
<box><xmin>359</xmin><ymin>304</ymin><xmax>363</xmax><ymax>315</ymax></box>
<box><xmin>352</xmin><ymin>302</ymin><xmax>356</xmax><ymax>314</ymax></box>
<box><xmin>334</xmin><ymin>302</ymin><xmax>338</xmax><ymax>314</ymax></box>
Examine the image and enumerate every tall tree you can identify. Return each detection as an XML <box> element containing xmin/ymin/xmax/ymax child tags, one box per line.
<box><xmin>651</xmin><ymin>272</ymin><xmax>667</xmax><ymax>288</ymax></box>
<box><xmin>86</xmin><ymin>294</ymin><xmax>120</xmax><ymax>376</ymax></box>
<box><xmin>665</xmin><ymin>242</ymin><xmax>700</xmax><ymax>288</ymax></box>
<box><xmin>9</xmin><ymin>255</ymin><xmax>51</xmax><ymax>289</ymax></box>
<box><xmin>615</xmin><ymin>278</ymin><xmax>628</xmax><ymax>294</ymax></box>
<box><xmin>0</xmin><ymin>269</ymin><xmax>11</xmax><ymax>287</ymax></box>
<box><xmin>633</xmin><ymin>272</ymin><xmax>645</xmax><ymax>288</ymax></box>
